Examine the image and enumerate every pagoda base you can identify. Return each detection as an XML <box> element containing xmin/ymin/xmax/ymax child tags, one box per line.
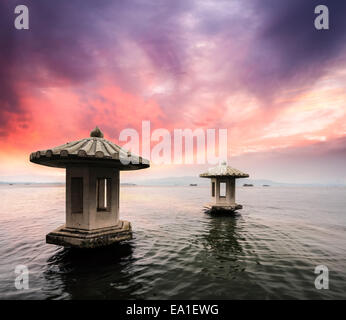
<box><xmin>204</xmin><ymin>203</ymin><xmax>243</xmax><ymax>213</ymax></box>
<box><xmin>46</xmin><ymin>220</ymin><xmax>132</xmax><ymax>248</ymax></box>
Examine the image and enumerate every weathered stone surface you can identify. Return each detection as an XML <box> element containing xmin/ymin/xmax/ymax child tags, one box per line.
<box><xmin>200</xmin><ymin>162</ymin><xmax>249</xmax><ymax>178</ymax></box>
<box><xmin>200</xmin><ymin>161</ymin><xmax>249</xmax><ymax>214</ymax></box>
<box><xmin>204</xmin><ymin>203</ymin><xmax>243</xmax><ymax>213</ymax></box>
<box><xmin>30</xmin><ymin>127</ymin><xmax>149</xmax><ymax>170</ymax></box>
<box><xmin>46</xmin><ymin>220</ymin><xmax>132</xmax><ymax>248</ymax></box>
<box><xmin>30</xmin><ymin>127</ymin><xmax>150</xmax><ymax>249</ymax></box>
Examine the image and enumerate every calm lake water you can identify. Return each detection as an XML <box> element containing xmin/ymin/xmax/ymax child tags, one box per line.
<box><xmin>0</xmin><ymin>184</ymin><xmax>345</xmax><ymax>299</ymax></box>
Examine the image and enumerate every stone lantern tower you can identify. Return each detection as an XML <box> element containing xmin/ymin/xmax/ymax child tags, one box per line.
<box><xmin>30</xmin><ymin>127</ymin><xmax>149</xmax><ymax>248</ymax></box>
<box><xmin>200</xmin><ymin>162</ymin><xmax>249</xmax><ymax>213</ymax></box>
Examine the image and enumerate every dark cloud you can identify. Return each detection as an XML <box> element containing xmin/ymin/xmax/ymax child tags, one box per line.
<box><xmin>0</xmin><ymin>1</ymin><xmax>19</xmax><ymax>119</ymax></box>
<box><xmin>182</xmin><ymin>0</ymin><xmax>346</xmax><ymax>103</ymax></box>
<box><xmin>241</xmin><ymin>0</ymin><xmax>346</xmax><ymax>99</ymax></box>
<box><xmin>0</xmin><ymin>0</ymin><xmax>189</xmax><ymax>129</ymax></box>
<box><xmin>231</xmin><ymin>136</ymin><xmax>346</xmax><ymax>184</ymax></box>
<box><xmin>1</xmin><ymin>0</ymin><xmax>346</xmax><ymax>132</ymax></box>
<box><xmin>0</xmin><ymin>0</ymin><xmax>112</xmax><ymax>127</ymax></box>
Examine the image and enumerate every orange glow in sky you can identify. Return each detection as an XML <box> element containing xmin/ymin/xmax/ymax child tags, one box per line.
<box><xmin>1</xmin><ymin>1</ymin><xmax>346</xmax><ymax>184</ymax></box>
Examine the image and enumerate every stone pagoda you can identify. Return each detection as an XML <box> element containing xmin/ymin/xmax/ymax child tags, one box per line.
<box><xmin>30</xmin><ymin>127</ymin><xmax>149</xmax><ymax>248</ymax></box>
<box><xmin>200</xmin><ymin>161</ymin><xmax>249</xmax><ymax>213</ymax></box>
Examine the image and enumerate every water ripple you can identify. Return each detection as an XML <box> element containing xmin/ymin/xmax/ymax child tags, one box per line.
<box><xmin>0</xmin><ymin>185</ymin><xmax>345</xmax><ymax>299</ymax></box>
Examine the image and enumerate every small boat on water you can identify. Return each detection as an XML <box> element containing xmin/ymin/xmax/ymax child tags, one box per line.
<box><xmin>243</xmin><ymin>183</ymin><xmax>253</xmax><ymax>187</ymax></box>
<box><xmin>190</xmin><ymin>184</ymin><xmax>197</xmax><ymax>186</ymax></box>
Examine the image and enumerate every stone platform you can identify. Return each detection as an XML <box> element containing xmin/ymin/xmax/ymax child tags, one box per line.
<box><xmin>46</xmin><ymin>220</ymin><xmax>132</xmax><ymax>248</ymax></box>
<box><xmin>204</xmin><ymin>203</ymin><xmax>243</xmax><ymax>213</ymax></box>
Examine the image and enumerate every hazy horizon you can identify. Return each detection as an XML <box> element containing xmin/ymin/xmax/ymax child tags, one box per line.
<box><xmin>1</xmin><ymin>175</ymin><xmax>346</xmax><ymax>187</ymax></box>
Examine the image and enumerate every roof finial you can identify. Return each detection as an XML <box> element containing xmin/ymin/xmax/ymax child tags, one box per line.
<box><xmin>90</xmin><ymin>126</ymin><xmax>104</xmax><ymax>138</ymax></box>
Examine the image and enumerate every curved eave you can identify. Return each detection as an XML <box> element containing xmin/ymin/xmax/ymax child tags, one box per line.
<box><xmin>30</xmin><ymin>153</ymin><xmax>150</xmax><ymax>170</ymax></box>
<box><xmin>199</xmin><ymin>173</ymin><xmax>249</xmax><ymax>179</ymax></box>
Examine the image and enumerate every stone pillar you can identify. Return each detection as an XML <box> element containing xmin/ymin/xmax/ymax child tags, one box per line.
<box><xmin>226</xmin><ymin>178</ymin><xmax>231</xmax><ymax>205</ymax></box>
<box><xmin>66</xmin><ymin>166</ymin><xmax>90</xmax><ymax>230</ymax></box>
<box><xmin>211</xmin><ymin>178</ymin><xmax>216</xmax><ymax>203</ymax></box>
<box><xmin>97</xmin><ymin>178</ymin><xmax>106</xmax><ymax>210</ymax></box>
<box><xmin>65</xmin><ymin>166</ymin><xmax>120</xmax><ymax>231</ymax></box>
<box><xmin>215</xmin><ymin>177</ymin><xmax>220</xmax><ymax>204</ymax></box>
<box><xmin>88</xmin><ymin>167</ymin><xmax>120</xmax><ymax>230</ymax></box>
<box><xmin>227</xmin><ymin>178</ymin><xmax>235</xmax><ymax>205</ymax></box>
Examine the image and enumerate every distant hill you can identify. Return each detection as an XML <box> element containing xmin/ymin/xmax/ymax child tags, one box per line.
<box><xmin>129</xmin><ymin>176</ymin><xmax>346</xmax><ymax>187</ymax></box>
<box><xmin>136</xmin><ymin>176</ymin><xmax>207</xmax><ymax>186</ymax></box>
<box><xmin>1</xmin><ymin>178</ymin><xmax>345</xmax><ymax>187</ymax></box>
<box><xmin>0</xmin><ymin>182</ymin><xmax>64</xmax><ymax>186</ymax></box>
<box><xmin>135</xmin><ymin>176</ymin><xmax>278</xmax><ymax>186</ymax></box>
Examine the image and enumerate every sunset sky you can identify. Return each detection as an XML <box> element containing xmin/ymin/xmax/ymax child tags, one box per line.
<box><xmin>1</xmin><ymin>0</ymin><xmax>346</xmax><ymax>184</ymax></box>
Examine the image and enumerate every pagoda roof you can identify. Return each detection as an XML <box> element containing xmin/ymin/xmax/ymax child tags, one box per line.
<box><xmin>30</xmin><ymin>127</ymin><xmax>149</xmax><ymax>170</ymax></box>
<box><xmin>200</xmin><ymin>162</ymin><xmax>249</xmax><ymax>178</ymax></box>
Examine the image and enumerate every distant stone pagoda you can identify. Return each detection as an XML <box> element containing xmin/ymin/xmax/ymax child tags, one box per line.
<box><xmin>200</xmin><ymin>161</ymin><xmax>249</xmax><ymax>213</ymax></box>
<box><xmin>30</xmin><ymin>127</ymin><xmax>149</xmax><ymax>248</ymax></box>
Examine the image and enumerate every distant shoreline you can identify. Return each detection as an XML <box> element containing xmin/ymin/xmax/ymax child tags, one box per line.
<box><xmin>1</xmin><ymin>182</ymin><xmax>345</xmax><ymax>188</ymax></box>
